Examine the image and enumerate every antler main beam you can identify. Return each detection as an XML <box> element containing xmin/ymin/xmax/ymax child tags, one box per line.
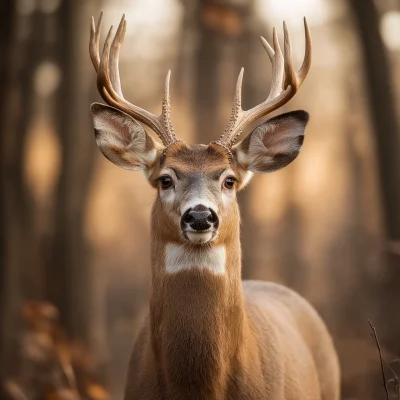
<box><xmin>215</xmin><ymin>18</ymin><xmax>312</xmax><ymax>148</ymax></box>
<box><xmin>89</xmin><ymin>13</ymin><xmax>178</xmax><ymax>147</ymax></box>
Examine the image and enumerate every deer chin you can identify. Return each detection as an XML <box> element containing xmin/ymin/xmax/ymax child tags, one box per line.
<box><xmin>185</xmin><ymin>231</ymin><xmax>215</xmax><ymax>245</ymax></box>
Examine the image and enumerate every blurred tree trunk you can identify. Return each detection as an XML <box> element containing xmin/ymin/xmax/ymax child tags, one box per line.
<box><xmin>0</xmin><ymin>5</ymin><xmax>47</xmax><ymax>378</ymax></box>
<box><xmin>188</xmin><ymin>0</ymin><xmax>267</xmax><ymax>277</ymax></box>
<box><xmin>349</xmin><ymin>0</ymin><xmax>400</xmax><ymax>239</ymax></box>
<box><xmin>349</xmin><ymin>0</ymin><xmax>400</xmax><ymax>391</ymax></box>
<box><xmin>0</xmin><ymin>0</ymin><xmax>17</xmax><ymax>380</ymax></box>
<box><xmin>194</xmin><ymin>1</ymin><xmax>227</xmax><ymax>139</ymax></box>
<box><xmin>46</xmin><ymin>0</ymin><xmax>96</xmax><ymax>344</ymax></box>
<box><xmin>0</xmin><ymin>0</ymin><xmax>15</xmax><ymax>302</ymax></box>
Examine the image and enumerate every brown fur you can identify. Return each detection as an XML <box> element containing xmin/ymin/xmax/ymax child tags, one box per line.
<box><xmin>123</xmin><ymin>143</ymin><xmax>340</xmax><ymax>400</ymax></box>
<box><xmin>89</xmin><ymin>28</ymin><xmax>338</xmax><ymax>398</ymax></box>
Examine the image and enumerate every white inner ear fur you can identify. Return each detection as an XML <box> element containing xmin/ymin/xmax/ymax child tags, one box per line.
<box><xmin>92</xmin><ymin>105</ymin><xmax>160</xmax><ymax>170</ymax></box>
<box><xmin>165</xmin><ymin>244</ymin><xmax>226</xmax><ymax>275</ymax></box>
<box><xmin>248</xmin><ymin>122</ymin><xmax>302</xmax><ymax>159</ymax></box>
<box><xmin>233</xmin><ymin>115</ymin><xmax>306</xmax><ymax>173</ymax></box>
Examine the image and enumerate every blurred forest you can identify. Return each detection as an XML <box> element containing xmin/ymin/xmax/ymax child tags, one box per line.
<box><xmin>1</xmin><ymin>0</ymin><xmax>400</xmax><ymax>399</ymax></box>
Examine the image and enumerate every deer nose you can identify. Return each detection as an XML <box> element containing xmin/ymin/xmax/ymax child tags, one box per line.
<box><xmin>181</xmin><ymin>205</ymin><xmax>218</xmax><ymax>231</ymax></box>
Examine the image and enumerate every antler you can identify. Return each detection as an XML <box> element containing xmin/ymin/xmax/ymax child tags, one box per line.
<box><xmin>89</xmin><ymin>13</ymin><xmax>178</xmax><ymax>147</ymax></box>
<box><xmin>215</xmin><ymin>18</ymin><xmax>312</xmax><ymax>148</ymax></box>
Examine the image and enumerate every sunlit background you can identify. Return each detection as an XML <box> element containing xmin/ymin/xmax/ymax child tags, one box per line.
<box><xmin>1</xmin><ymin>0</ymin><xmax>400</xmax><ymax>399</ymax></box>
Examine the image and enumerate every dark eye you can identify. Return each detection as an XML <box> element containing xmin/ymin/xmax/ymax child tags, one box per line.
<box><xmin>159</xmin><ymin>175</ymin><xmax>173</xmax><ymax>190</ymax></box>
<box><xmin>224</xmin><ymin>176</ymin><xmax>236</xmax><ymax>190</ymax></box>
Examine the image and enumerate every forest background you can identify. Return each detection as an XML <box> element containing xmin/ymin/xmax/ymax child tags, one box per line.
<box><xmin>1</xmin><ymin>0</ymin><xmax>400</xmax><ymax>399</ymax></box>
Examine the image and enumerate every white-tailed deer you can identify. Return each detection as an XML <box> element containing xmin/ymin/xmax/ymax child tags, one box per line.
<box><xmin>89</xmin><ymin>13</ymin><xmax>340</xmax><ymax>400</ymax></box>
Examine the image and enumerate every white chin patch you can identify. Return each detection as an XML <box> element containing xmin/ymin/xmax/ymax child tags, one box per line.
<box><xmin>186</xmin><ymin>231</ymin><xmax>213</xmax><ymax>244</ymax></box>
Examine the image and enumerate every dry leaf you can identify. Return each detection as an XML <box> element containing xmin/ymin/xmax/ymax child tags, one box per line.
<box><xmin>86</xmin><ymin>384</ymin><xmax>110</xmax><ymax>400</ymax></box>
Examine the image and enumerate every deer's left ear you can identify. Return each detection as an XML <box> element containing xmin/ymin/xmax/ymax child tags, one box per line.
<box><xmin>90</xmin><ymin>103</ymin><xmax>163</xmax><ymax>171</ymax></box>
<box><xmin>233</xmin><ymin>110</ymin><xmax>309</xmax><ymax>173</ymax></box>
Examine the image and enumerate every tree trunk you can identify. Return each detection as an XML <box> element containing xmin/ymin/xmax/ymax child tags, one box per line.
<box><xmin>349</xmin><ymin>0</ymin><xmax>400</xmax><ymax>239</ymax></box>
<box><xmin>194</xmin><ymin>1</ymin><xmax>227</xmax><ymax>140</ymax></box>
<box><xmin>0</xmin><ymin>0</ymin><xmax>17</xmax><ymax>380</ymax></box>
<box><xmin>0</xmin><ymin>6</ymin><xmax>46</xmax><ymax>378</ymax></box>
<box><xmin>46</xmin><ymin>0</ymin><xmax>96</xmax><ymax>344</ymax></box>
<box><xmin>349</xmin><ymin>1</ymin><xmax>400</xmax><ymax>397</ymax></box>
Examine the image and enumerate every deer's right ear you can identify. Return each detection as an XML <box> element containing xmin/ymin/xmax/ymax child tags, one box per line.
<box><xmin>90</xmin><ymin>103</ymin><xmax>163</xmax><ymax>171</ymax></box>
<box><xmin>233</xmin><ymin>110</ymin><xmax>309</xmax><ymax>174</ymax></box>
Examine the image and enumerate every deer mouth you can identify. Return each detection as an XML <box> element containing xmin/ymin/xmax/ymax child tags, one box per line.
<box><xmin>182</xmin><ymin>229</ymin><xmax>217</xmax><ymax>245</ymax></box>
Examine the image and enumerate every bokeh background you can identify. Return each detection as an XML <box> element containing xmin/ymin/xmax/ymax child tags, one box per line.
<box><xmin>1</xmin><ymin>0</ymin><xmax>400</xmax><ymax>399</ymax></box>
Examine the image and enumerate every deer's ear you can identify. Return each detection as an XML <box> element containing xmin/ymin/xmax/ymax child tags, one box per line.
<box><xmin>90</xmin><ymin>103</ymin><xmax>162</xmax><ymax>171</ymax></box>
<box><xmin>233</xmin><ymin>111</ymin><xmax>309</xmax><ymax>173</ymax></box>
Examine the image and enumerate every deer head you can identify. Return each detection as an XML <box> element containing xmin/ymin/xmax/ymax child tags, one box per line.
<box><xmin>89</xmin><ymin>13</ymin><xmax>311</xmax><ymax>247</ymax></box>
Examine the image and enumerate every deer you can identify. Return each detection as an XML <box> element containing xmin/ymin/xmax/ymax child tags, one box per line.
<box><xmin>89</xmin><ymin>13</ymin><xmax>340</xmax><ymax>400</ymax></box>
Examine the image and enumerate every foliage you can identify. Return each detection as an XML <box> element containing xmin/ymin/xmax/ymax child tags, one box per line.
<box><xmin>3</xmin><ymin>301</ymin><xmax>110</xmax><ymax>400</ymax></box>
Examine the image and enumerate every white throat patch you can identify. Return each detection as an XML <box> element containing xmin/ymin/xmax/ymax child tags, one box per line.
<box><xmin>165</xmin><ymin>244</ymin><xmax>226</xmax><ymax>275</ymax></box>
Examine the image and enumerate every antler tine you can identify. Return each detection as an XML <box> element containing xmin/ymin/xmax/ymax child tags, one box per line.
<box><xmin>216</xmin><ymin>18</ymin><xmax>312</xmax><ymax>149</ymax></box>
<box><xmin>161</xmin><ymin>70</ymin><xmax>179</xmax><ymax>144</ymax></box>
<box><xmin>298</xmin><ymin>18</ymin><xmax>312</xmax><ymax>84</ymax></box>
<box><xmin>96</xmin><ymin>24</ymin><xmax>136</xmax><ymax>116</ymax></box>
<box><xmin>283</xmin><ymin>21</ymin><xmax>297</xmax><ymax>91</ymax></box>
<box><xmin>233</xmin><ymin>67</ymin><xmax>244</xmax><ymax>111</ymax></box>
<box><xmin>283</xmin><ymin>19</ymin><xmax>312</xmax><ymax>92</ymax></box>
<box><xmin>109</xmin><ymin>14</ymin><xmax>126</xmax><ymax>98</ymax></box>
<box><xmin>89</xmin><ymin>13</ymin><xmax>178</xmax><ymax>147</ymax></box>
<box><xmin>96</xmin><ymin>21</ymin><xmax>157</xmax><ymax>126</ymax></box>
<box><xmin>97</xmin><ymin>24</ymin><xmax>114</xmax><ymax>101</ymax></box>
<box><xmin>214</xmin><ymin>68</ymin><xmax>244</xmax><ymax>147</ymax></box>
<box><xmin>89</xmin><ymin>11</ymin><xmax>103</xmax><ymax>71</ymax></box>
<box><xmin>264</xmin><ymin>27</ymin><xmax>284</xmax><ymax>100</ymax></box>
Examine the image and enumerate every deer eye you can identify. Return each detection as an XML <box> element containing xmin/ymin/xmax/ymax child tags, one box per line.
<box><xmin>159</xmin><ymin>175</ymin><xmax>173</xmax><ymax>190</ymax></box>
<box><xmin>223</xmin><ymin>176</ymin><xmax>236</xmax><ymax>190</ymax></box>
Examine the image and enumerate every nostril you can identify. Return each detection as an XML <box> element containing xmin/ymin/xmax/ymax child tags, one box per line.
<box><xmin>182</xmin><ymin>209</ymin><xmax>194</xmax><ymax>224</ymax></box>
<box><xmin>207</xmin><ymin>208</ymin><xmax>218</xmax><ymax>224</ymax></box>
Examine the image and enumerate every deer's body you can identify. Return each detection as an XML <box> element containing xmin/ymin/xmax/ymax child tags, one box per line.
<box><xmin>122</xmin><ymin>144</ymin><xmax>339</xmax><ymax>400</ymax></box>
<box><xmin>127</xmin><ymin>281</ymin><xmax>337</xmax><ymax>400</ymax></box>
<box><xmin>89</xmin><ymin>14</ymin><xmax>340</xmax><ymax>400</ymax></box>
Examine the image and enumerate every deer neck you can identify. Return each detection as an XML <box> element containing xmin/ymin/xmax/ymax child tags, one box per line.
<box><xmin>149</xmin><ymin>205</ymin><xmax>249</xmax><ymax>398</ymax></box>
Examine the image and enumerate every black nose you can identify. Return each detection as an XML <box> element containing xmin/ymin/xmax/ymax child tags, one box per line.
<box><xmin>181</xmin><ymin>205</ymin><xmax>219</xmax><ymax>231</ymax></box>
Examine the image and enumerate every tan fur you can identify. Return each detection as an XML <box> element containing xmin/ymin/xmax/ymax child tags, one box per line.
<box><xmin>89</xmin><ymin>18</ymin><xmax>338</xmax><ymax>397</ymax></box>
<box><xmin>121</xmin><ymin>143</ymin><xmax>340</xmax><ymax>400</ymax></box>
